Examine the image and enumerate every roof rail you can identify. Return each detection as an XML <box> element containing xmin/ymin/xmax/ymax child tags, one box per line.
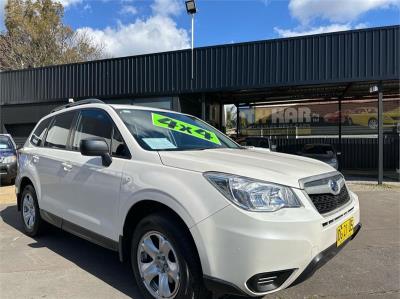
<box><xmin>51</xmin><ymin>99</ymin><xmax>105</xmax><ymax>113</ymax></box>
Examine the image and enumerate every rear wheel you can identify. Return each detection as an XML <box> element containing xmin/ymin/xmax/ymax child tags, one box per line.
<box><xmin>1</xmin><ymin>177</ymin><xmax>13</xmax><ymax>186</ymax></box>
<box><xmin>131</xmin><ymin>212</ymin><xmax>210</xmax><ymax>299</ymax></box>
<box><xmin>20</xmin><ymin>185</ymin><xmax>44</xmax><ymax>237</ymax></box>
<box><xmin>368</xmin><ymin>118</ymin><xmax>378</xmax><ymax>129</ymax></box>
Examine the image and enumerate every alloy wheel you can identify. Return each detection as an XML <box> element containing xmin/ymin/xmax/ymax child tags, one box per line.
<box><xmin>368</xmin><ymin>118</ymin><xmax>378</xmax><ymax>129</ymax></box>
<box><xmin>137</xmin><ymin>231</ymin><xmax>180</xmax><ymax>299</ymax></box>
<box><xmin>22</xmin><ymin>193</ymin><xmax>36</xmax><ymax>230</ymax></box>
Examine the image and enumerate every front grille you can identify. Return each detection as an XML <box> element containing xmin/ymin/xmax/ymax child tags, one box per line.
<box><xmin>309</xmin><ymin>185</ymin><xmax>350</xmax><ymax>214</ymax></box>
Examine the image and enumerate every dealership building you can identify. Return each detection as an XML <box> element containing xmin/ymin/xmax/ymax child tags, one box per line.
<box><xmin>0</xmin><ymin>25</ymin><xmax>399</xmax><ymax>181</ymax></box>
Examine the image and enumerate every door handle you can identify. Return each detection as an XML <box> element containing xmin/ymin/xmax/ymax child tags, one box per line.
<box><xmin>61</xmin><ymin>162</ymin><xmax>72</xmax><ymax>172</ymax></box>
<box><xmin>32</xmin><ymin>155</ymin><xmax>40</xmax><ymax>163</ymax></box>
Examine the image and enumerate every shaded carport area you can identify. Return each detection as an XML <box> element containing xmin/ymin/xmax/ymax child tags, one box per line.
<box><xmin>216</xmin><ymin>79</ymin><xmax>399</xmax><ymax>182</ymax></box>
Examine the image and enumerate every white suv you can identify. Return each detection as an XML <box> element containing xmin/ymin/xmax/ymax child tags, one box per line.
<box><xmin>16</xmin><ymin>99</ymin><xmax>361</xmax><ymax>299</ymax></box>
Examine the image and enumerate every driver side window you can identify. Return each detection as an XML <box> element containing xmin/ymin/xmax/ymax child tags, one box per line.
<box><xmin>72</xmin><ymin>109</ymin><xmax>130</xmax><ymax>159</ymax></box>
<box><xmin>72</xmin><ymin>109</ymin><xmax>112</xmax><ymax>151</ymax></box>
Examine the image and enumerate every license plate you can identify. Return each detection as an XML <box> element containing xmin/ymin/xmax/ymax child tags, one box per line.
<box><xmin>336</xmin><ymin>217</ymin><xmax>354</xmax><ymax>247</ymax></box>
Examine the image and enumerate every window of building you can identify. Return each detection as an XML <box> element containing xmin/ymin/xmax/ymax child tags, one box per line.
<box><xmin>44</xmin><ymin>112</ymin><xmax>76</xmax><ymax>149</ymax></box>
<box><xmin>133</xmin><ymin>97</ymin><xmax>172</xmax><ymax>110</ymax></box>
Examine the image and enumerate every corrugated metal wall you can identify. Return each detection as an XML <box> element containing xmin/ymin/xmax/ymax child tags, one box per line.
<box><xmin>1</xmin><ymin>25</ymin><xmax>399</xmax><ymax>105</ymax></box>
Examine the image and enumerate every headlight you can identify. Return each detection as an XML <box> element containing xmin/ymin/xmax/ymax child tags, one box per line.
<box><xmin>204</xmin><ymin>172</ymin><xmax>301</xmax><ymax>212</ymax></box>
<box><xmin>3</xmin><ymin>155</ymin><xmax>17</xmax><ymax>163</ymax></box>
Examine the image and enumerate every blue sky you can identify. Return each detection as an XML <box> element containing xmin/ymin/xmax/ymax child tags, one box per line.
<box><xmin>1</xmin><ymin>0</ymin><xmax>399</xmax><ymax>57</ymax></box>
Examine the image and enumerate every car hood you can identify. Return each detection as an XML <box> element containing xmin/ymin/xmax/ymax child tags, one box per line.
<box><xmin>0</xmin><ymin>150</ymin><xmax>15</xmax><ymax>158</ymax></box>
<box><xmin>158</xmin><ymin>148</ymin><xmax>335</xmax><ymax>188</ymax></box>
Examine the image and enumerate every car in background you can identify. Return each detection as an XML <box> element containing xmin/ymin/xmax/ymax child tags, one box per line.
<box><xmin>236</xmin><ymin>136</ymin><xmax>277</xmax><ymax>151</ymax></box>
<box><xmin>347</xmin><ymin>107</ymin><xmax>394</xmax><ymax>129</ymax></box>
<box><xmin>385</xmin><ymin>106</ymin><xmax>400</xmax><ymax>124</ymax></box>
<box><xmin>323</xmin><ymin>109</ymin><xmax>352</xmax><ymax>124</ymax></box>
<box><xmin>299</xmin><ymin>144</ymin><xmax>338</xmax><ymax>169</ymax></box>
<box><xmin>0</xmin><ymin>134</ymin><xmax>18</xmax><ymax>185</ymax></box>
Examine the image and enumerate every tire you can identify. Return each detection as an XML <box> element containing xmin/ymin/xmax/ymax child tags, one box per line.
<box><xmin>368</xmin><ymin>118</ymin><xmax>378</xmax><ymax>129</ymax></box>
<box><xmin>131</xmin><ymin>212</ymin><xmax>210</xmax><ymax>299</ymax></box>
<box><xmin>20</xmin><ymin>185</ymin><xmax>45</xmax><ymax>237</ymax></box>
<box><xmin>1</xmin><ymin>177</ymin><xmax>12</xmax><ymax>186</ymax></box>
<box><xmin>347</xmin><ymin>117</ymin><xmax>353</xmax><ymax>126</ymax></box>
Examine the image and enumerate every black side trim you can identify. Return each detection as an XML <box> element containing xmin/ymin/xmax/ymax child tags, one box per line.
<box><xmin>290</xmin><ymin>223</ymin><xmax>362</xmax><ymax>287</ymax></box>
<box><xmin>118</xmin><ymin>235</ymin><xmax>124</xmax><ymax>262</ymax></box>
<box><xmin>40</xmin><ymin>209</ymin><xmax>62</xmax><ymax>228</ymax></box>
<box><xmin>62</xmin><ymin>220</ymin><xmax>119</xmax><ymax>251</ymax></box>
<box><xmin>40</xmin><ymin>209</ymin><xmax>119</xmax><ymax>252</ymax></box>
<box><xmin>203</xmin><ymin>275</ymin><xmax>249</xmax><ymax>298</ymax></box>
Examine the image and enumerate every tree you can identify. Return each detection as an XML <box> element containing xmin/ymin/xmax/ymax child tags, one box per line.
<box><xmin>0</xmin><ymin>0</ymin><xmax>105</xmax><ymax>71</ymax></box>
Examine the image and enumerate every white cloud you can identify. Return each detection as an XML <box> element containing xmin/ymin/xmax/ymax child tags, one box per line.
<box><xmin>78</xmin><ymin>0</ymin><xmax>189</xmax><ymax>57</ymax></box>
<box><xmin>78</xmin><ymin>15</ymin><xmax>189</xmax><ymax>57</ymax></box>
<box><xmin>83</xmin><ymin>3</ymin><xmax>91</xmax><ymax>11</ymax></box>
<box><xmin>151</xmin><ymin>0</ymin><xmax>182</xmax><ymax>17</ymax></box>
<box><xmin>289</xmin><ymin>0</ymin><xmax>400</xmax><ymax>24</ymax></box>
<box><xmin>120</xmin><ymin>5</ymin><xmax>138</xmax><ymax>15</ymax></box>
<box><xmin>57</xmin><ymin>0</ymin><xmax>83</xmax><ymax>7</ymax></box>
<box><xmin>274</xmin><ymin>23</ymin><xmax>353</xmax><ymax>38</ymax></box>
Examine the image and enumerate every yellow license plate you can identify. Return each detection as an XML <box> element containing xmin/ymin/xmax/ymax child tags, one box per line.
<box><xmin>336</xmin><ymin>217</ymin><xmax>354</xmax><ymax>247</ymax></box>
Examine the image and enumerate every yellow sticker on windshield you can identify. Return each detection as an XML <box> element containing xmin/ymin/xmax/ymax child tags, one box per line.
<box><xmin>152</xmin><ymin>113</ymin><xmax>221</xmax><ymax>145</ymax></box>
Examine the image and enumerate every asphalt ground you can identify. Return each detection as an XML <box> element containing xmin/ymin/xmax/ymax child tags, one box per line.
<box><xmin>0</xmin><ymin>184</ymin><xmax>399</xmax><ymax>299</ymax></box>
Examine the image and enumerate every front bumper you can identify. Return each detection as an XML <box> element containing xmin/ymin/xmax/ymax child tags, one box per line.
<box><xmin>191</xmin><ymin>189</ymin><xmax>360</xmax><ymax>297</ymax></box>
<box><xmin>290</xmin><ymin>223</ymin><xmax>361</xmax><ymax>287</ymax></box>
<box><xmin>0</xmin><ymin>162</ymin><xmax>17</xmax><ymax>181</ymax></box>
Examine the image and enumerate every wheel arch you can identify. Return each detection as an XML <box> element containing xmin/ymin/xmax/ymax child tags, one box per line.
<box><xmin>121</xmin><ymin>200</ymin><xmax>204</xmax><ymax>276</ymax></box>
<box><xmin>17</xmin><ymin>176</ymin><xmax>36</xmax><ymax>211</ymax></box>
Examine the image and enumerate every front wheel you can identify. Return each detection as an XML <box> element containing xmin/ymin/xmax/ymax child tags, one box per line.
<box><xmin>131</xmin><ymin>213</ymin><xmax>210</xmax><ymax>299</ymax></box>
<box><xmin>20</xmin><ymin>185</ymin><xmax>45</xmax><ymax>237</ymax></box>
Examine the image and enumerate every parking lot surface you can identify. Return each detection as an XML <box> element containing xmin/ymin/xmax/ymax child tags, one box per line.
<box><xmin>0</xmin><ymin>185</ymin><xmax>399</xmax><ymax>299</ymax></box>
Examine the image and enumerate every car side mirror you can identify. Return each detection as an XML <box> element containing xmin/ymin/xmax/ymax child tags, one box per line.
<box><xmin>80</xmin><ymin>138</ymin><xmax>112</xmax><ymax>167</ymax></box>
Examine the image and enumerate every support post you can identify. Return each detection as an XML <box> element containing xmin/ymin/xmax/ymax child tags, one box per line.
<box><xmin>191</xmin><ymin>14</ymin><xmax>194</xmax><ymax>80</ymax></box>
<box><xmin>201</xmin><ymin>94</ymin><xmax>206</xmax><ymax>121</ymax></box>
<box><xmin>236</xmin><ymin>104</ymin><xmax>240</xmax><ymax>139</ymax></box>
<box><xmin>0</xmin><ymin>105</ymin><xmax>2</xmax><ymax>134</ymax></box>
<box><xmin>378</xmin><ymin>89</ymin><xmax>384</xmax><ymax>185</ymax></box>
<box><xmin>219</xmin><ymin>100</ymin><xmax>224</xmax><ymax>131</ymax></box>
<box><xmin>338</xmin><ymin>99</ymin><xmax>342</xmax><ymax>170</ymax></box>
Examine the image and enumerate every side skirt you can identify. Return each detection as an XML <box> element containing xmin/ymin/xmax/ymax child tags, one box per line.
<box><xmin>40</xmin><ymin>209</ymin><xmax>119</xmax><ymax>252</ymax></box>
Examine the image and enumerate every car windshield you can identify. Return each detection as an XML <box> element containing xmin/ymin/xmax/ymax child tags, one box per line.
<box><xmin>117</xmin><ymin>109</ymin><xmax>240</xmax><ymax>151</ymax></box>
<box><xmin>303</xmin><ymin>145</ymin><xmax>334</xmax><ymax>155</ymax></box>
<box><xmin>0</xmin><ymin>136</ymin><xmax>13</xmax><ymax>151</ymax></box>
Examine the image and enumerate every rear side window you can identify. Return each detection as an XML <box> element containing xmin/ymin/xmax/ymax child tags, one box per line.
<box><xmin>72</xmin><ymin>109</ymin><xmax>113</xmax><ymax>151</ymax></box>
<box><xmin>44</xmin><ymin>112</ymin><xmax>76</xmax><ymax>149</ymax></box>
<box><xmin>30</xmin><ymin>118</ymin><xmax>51</xmax><ymax>147</ymax></box>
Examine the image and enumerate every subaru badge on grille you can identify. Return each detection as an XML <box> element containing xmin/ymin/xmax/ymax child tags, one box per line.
<box><xmin>328</xmin><ymin>179</ymin><xmax>340</xmax><ymax>195</ymax></box>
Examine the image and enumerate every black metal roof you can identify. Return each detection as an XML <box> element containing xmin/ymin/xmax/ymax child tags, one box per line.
<box><xmin>0</xmin><ymin>25</ymin><xmax>399</xmax><ymax>106</ymax></box>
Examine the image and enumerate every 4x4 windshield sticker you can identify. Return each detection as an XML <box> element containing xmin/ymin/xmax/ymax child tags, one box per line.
<box><xmin>152</xmin><ymin>113</ymin><xmax>221</xmax><ymax>145</ymax></box>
